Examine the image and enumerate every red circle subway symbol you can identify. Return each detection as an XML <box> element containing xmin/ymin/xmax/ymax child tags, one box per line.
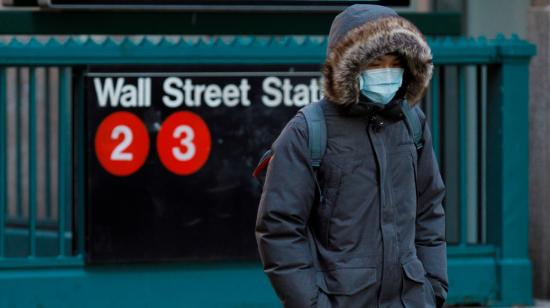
<box><xmin>156</xmin><ymin>111</ymin><xmax>212</xmax><ymax>176</ymax></box>
<box><xmin>95</xmin><ymin>111</ymin><xmax>150</xmax><ymax>176</ymax></box>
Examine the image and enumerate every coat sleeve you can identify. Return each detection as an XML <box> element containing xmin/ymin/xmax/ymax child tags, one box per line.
<box><xmin>413</xmin><ymin>107</ymin><xmax>449</xmax><ymax>305</ymax></box>
<box><xmin>255</xmin><ymin>113</ymin><xmax>319</xmax><ymax>308</ymax></box>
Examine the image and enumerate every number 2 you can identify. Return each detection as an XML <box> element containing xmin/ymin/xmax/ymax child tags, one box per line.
<box><xmin>111</xmin><ymin>125</ymin><xmax>133</xmax><ymax>161</ymax></box>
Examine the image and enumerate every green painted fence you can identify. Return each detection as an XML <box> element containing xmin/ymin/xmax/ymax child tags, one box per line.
<box><xmin>0</xmin><ymin>34</ymin><xmax>536</xmax><ymax>307</ymax></box>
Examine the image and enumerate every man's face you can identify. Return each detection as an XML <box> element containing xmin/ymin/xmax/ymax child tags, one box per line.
<box><xmin>361</xmin><ymin>53</ymin><xmax>404</xmax><ymax>71</ymax></box>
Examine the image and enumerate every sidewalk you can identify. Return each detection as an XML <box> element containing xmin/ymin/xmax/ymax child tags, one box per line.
<box><xmin>533</xmin><ymin>299</ymin><xmax>550</xmax><ymax>307</ymax></box>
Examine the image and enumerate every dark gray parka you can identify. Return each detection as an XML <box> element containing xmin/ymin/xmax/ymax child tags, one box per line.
<box><xmin>255</xmin><ymin>4</ymin><xmax>448</xmax><ymax>308</ymax></box>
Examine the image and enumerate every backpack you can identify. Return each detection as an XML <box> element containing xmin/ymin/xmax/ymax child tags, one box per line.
<box><xmin>252</xmin><ymin>99</ymin><xmax>424</xmax><ymax>187</ymax></box>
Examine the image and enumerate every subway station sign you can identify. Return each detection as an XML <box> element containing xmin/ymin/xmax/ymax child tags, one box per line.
<box><xmin>42</xmin><ymin>0</ymin><xmax>409</xmax><ymax>9</ymax></box>
<box><xmin>84</xmin><ymin>65</ymin><xmax>322</xmax><ymax>263</ymax></box>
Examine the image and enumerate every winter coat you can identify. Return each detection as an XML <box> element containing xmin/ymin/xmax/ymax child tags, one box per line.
<box><xmin>255</xmin><ymin>4</ymin><xmax>448</xmax><ymax>308</ymax></box>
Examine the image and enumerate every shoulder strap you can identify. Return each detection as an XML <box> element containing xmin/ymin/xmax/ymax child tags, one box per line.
<box><xmin>298</xmin><ymin>101</ymin><xmax>327</xmax><ymax>168</ymax></box>
<box><xmin>400</xmin><ymin>100</ymin><xmax>424</xmax><ymax>150</ymax></box>
<box><xmin>299</xmin><ymin>101</ymin><xmax>326</xmax><ymax>273</ymax></box>
<box><xmin>252</xmin><ymin>101</ymin><xmax>327</xmax><ymax>184</ymax></box>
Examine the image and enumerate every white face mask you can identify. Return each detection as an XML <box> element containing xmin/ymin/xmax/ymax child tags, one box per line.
<box><xmin>357</xmin><ymin>67</ymin><xmax>404</xmax><ymax>105</ymax></box>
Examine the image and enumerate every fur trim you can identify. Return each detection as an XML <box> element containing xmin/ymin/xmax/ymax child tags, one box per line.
<box><xmin>322</xmin><ymin>16</ymin><xmax>433</xmax><ymax>106</ymax></box>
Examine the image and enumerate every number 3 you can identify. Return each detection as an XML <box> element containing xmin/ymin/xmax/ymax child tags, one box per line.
<box><xmin>172</xmin><ymin>125</ymin><xmax>195</xmax><ymax>161</ymax></box>
<box><xmin>156</xmin><ymin>111</ymin><xmax>211</xmax><ymax>175</ymax></box>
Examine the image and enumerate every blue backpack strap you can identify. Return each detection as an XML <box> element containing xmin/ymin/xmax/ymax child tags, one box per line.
<box><xmin>400</xmin><ymin>99</ymin><xmax>424</xmax><ymax>150</ymax></box>
<box><xmin>299</xmin><ymin>101</ymin><xmax>326</xmax><ymax>274</ymax></box>
<box><xmin>253</xmin><ymin>101</ymin><xmax>326</xmax><ymax>185</ymax></box>
<box><xmin>298</xmin><ymin>101</ymin><xmax>327</xmax><ymax>168</ymax></box>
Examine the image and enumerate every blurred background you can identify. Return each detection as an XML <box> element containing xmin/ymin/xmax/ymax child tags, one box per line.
<box><xmin>0</xmin><ymin>0</ymin><xmax>548</xmax><ymax>307</ymax></box>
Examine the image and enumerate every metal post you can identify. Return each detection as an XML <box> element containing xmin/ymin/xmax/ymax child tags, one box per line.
<box><xmin>486</xmin><ymin>35</ymin><xmax>535</xmax><ymax>305</ymax></box>
<box><xmin>458</xmin><ymin>64</ymin><xmax>468</xmax><ymax>246</ymax></box>
<box><xmin>430</xmin><ymin>65</ymin><xmax>440</xmax><ymax>160</ymax></box>
<box><xmin>0</xmin><ymin>67</ymin><xmax>6</xmax><ymax>257</ymax></box>
<box><xmin>28</xmin><ymin>67</ymin><xmax>37</xmax><ymax>257</ymax></box>
<box><xmin>16</xmin><ymin>68</ymin><xmax>22</xmax><ymax>219</ymax></box>
<box><xmin>45</xmin><ymin>68</ymin><xmax>52</xmax><ymax>220</ymax></box>
<box><xmin>58</xmin><ymin>67</ymin><xmax>71</xmax><ymax>257</ymax></box>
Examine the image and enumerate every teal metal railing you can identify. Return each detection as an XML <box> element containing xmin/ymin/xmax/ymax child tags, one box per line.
<box><xmin>423</xmin><ymin>35</ymin><xmax>536</xmax><ymax>304</ymax></box>
<box><xmin>0</xmin><ymin>65</ymin><xmax>80</xmax><ymax>266</ymax></box>
<box><xmin>0</xmin><ymin>35</ymin><xmax>536</xmax><ymax>305</ymax></box>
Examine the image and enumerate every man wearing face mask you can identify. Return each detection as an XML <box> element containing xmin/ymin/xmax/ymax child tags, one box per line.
<box><xmin>255</xmin><ymin>4</ymin><xmax>447</xmax><ymax>308</ymax></box>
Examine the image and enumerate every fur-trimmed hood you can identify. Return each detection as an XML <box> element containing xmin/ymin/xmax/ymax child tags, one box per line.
<box><xmin>322</xmin><ymin>4</ymin><xmax>433</xmax><ymax>107</ymax></box>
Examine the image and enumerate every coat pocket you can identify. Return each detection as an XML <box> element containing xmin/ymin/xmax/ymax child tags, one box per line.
<box><xmin>401</xmin><ymin>257</ymin><xmax>436</xmax><ymax>308</ymax></box>
<box><xmin>316</xmin><ymin>266</ymin><xmax>377</xmax><ymax>296</ymax></box>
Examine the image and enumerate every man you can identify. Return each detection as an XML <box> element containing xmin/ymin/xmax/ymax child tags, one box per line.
<box><xmin>255</xmin><ymin>4</ymin><xmax>448</xmax><ymax>308</ymax></box>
